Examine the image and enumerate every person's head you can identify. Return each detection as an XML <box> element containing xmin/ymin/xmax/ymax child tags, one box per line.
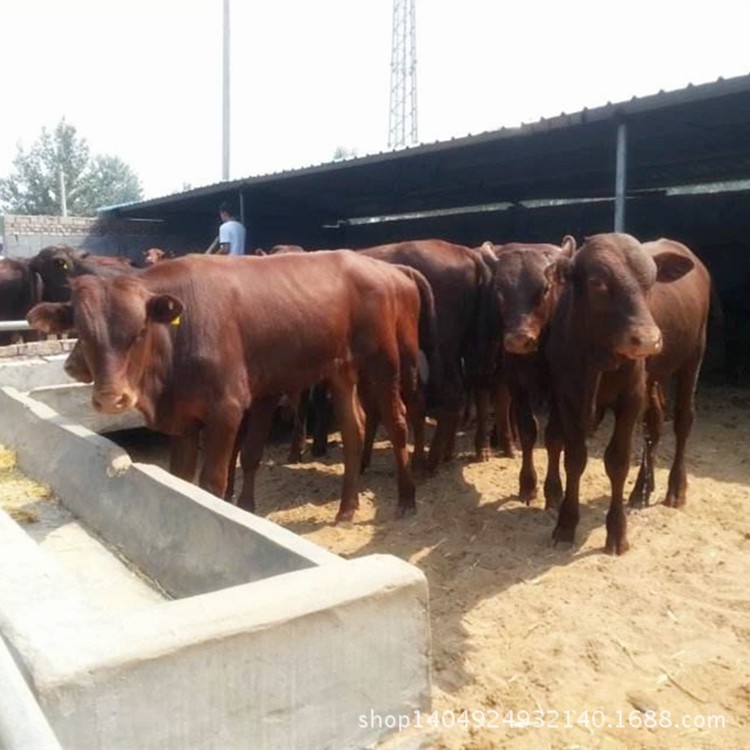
<box><xmin>219</xmin><ymin>201</ymin><xmax>236</xmax><ymax>222</ymax></box>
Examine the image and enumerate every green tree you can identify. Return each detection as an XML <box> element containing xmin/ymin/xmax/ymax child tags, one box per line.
<box><xmin>0</xmin><ymin>119</ymin><xmax>143</xmax><ymax>216</ymax></box>
<box><xmin>332</xmin><ymin>145</ymin><xmax>358</xmax><ymax>161</ymax></box>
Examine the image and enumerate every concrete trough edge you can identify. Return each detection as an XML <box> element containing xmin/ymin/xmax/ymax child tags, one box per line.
<box><xmin>0</xmin><ymin>634</ymin><xmax>61</xmax><ymax>750</ymax></box>
<box><xmin>0</xmin><ymin>386</ymin><xmax>343</xmax><ymax>599</ymax></box>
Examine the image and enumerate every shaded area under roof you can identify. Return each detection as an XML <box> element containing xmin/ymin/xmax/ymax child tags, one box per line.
<box><xmin>104</xmin><ymin>72</ymin><xmax>750</xmax><ymax>224</ymax></box>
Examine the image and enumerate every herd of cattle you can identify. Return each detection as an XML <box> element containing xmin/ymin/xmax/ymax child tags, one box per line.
<box><xmin>0</xmin><ymin>234</ymin><xmax>711</xmax><ymax>555</ymax></box>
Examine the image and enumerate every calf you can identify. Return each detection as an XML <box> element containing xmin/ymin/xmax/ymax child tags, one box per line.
<box><xmin>481</xmin><ymin>238</ymin><xmax>574</xmax><ymax>503</ymax></box>
<box><xmin>28</xmin><ymin>252</ymin><xmax>431</xmax><ymax>522</ymax></box>
<box><xmin>545</xmin><ymin>233</ymin><xmax>694</xmax><ymax>554</ymax></box>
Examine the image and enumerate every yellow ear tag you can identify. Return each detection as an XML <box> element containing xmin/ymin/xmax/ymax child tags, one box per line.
<box><xmin>171</xmin><ymin>314</ymin><xmax>182</xmax><ymax>327</ymax></box>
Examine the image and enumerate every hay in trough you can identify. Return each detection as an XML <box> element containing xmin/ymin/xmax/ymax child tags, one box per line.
<box><xmin>0</xmin><ymin>446</ymin><xmax>53</xmax><ymax>524</ymax></box>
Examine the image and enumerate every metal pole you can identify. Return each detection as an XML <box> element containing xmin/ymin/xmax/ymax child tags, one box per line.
<box><xmin>614</xmin><ymin>121</ymin><xmax>627</xmax><ymax>232</ymax></box>
<box><xmin>222</xmin><ymin>0</ymin><xmax>230</xmax><ymax>181</ymax></box>
<box><xmin>59</xmin><ymin>166</ymin><xmax>67</xmax><ymax>217</ymax></box>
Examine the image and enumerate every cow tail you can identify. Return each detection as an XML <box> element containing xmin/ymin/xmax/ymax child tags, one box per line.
<box><xmin>472</xmin><ymin>254</ymin><xmax>500</xmax><ymax>387</ymax></box>
<box><xmin>401</xmin><ymin>266</ymin><xmax>442</xmax><ymax>400</ymax></box>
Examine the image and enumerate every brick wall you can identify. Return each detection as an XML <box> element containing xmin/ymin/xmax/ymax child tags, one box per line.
<box><xmin>2</xmin><ymin>214</ymin><xmax>165</xmax><ymax>261</ymax></box>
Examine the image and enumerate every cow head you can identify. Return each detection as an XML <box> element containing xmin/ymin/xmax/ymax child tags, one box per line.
<box><xmin>490</xmin><ymin>240</ymin><xmax>574</xmax><ymax>355</ymax></box>
<box><xmin>27</xmin><ymin>275</ymin><xmax>183</xmax><ymax>415</ymax></box>
<box><xmin>28</xmin><ymin>245</ymin><xmax>83</xmax><ymax>302</ymax></box>
<box><xmin>142</xmin><ymin>247</ymin><xmax>167</xmax><ymax>266</ymax></box>
<box><xmin>567</xmin><ymin>233</ymin><xmax>693</xmax><ymax>363</ymax></box>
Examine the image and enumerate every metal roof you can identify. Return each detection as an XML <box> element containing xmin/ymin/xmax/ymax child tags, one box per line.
<box><xmin>103</xmin><ymin>72</ymin><xmax>750</xmax><ymax>223</ymax></box>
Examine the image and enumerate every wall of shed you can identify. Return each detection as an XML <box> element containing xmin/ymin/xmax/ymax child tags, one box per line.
<box><xmin>2</xmin><ymin>214</ymin><xmax>164</xmax><ymax>261</ymax></box>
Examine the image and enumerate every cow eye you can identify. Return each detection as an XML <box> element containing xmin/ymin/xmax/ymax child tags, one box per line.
<box><xmin>588</xmin><ymin>276</ymin><xmax>608</xmax><ymax>293</ymax></box>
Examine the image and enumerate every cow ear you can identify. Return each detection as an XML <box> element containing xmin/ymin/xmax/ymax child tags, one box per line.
<box><xmin>653</xmin><ymin>252</ymin><xmax>694</xmax><ymax>283</ymax></box>
<box><xmin>27</xmin><ymin>302</ymin><xmax>74</xmax><ymax>334</ymax></box>
<box><xmin>545</xmin><ymin>256</ymin><xmax>573</xmax><ymax>285</ymax></box>
<box><xmin>147</xmin><ymin>294</ymin><xmax>184</xmax><ymax>325</ymax></box>
<box><xmin>560</xmin><ymin>235</ymin><xmax>577</xmax><ymax>257</ymax></box>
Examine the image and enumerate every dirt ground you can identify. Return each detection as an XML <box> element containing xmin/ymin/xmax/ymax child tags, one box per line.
<box><xmin>252</xmin><ymin>384</ymin><xmax>750</xmax><ymax>749</ymax></box>
<box><xmin>4</xmin><ymin>385</ymin><xmax>748</xmax><ymax>749</ymax></box>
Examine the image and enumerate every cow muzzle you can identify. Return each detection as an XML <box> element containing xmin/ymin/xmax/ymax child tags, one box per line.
<box><xmin>504</xmin><ymin>331</ymin><xmax>539</xmax><ymax>355</ymax></box>
<box><xmin>615</xmin><ymin>325</ymin><xmax>663</xmax><ymax>359</ymax></box>
<box><xmin>92</xmin><ymin>388</ymin><xmax>136</xmax><ymax>413</ymax></box>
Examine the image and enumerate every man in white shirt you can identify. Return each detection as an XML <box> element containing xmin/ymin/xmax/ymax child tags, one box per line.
<box><xmin>216</xmin><ymin>202</ymin><xmax>246</xmax><ymax>256</ymax></box>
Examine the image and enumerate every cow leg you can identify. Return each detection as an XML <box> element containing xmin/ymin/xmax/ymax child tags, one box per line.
<box><xmin>543</xmin><ymin>403</ymin><xmax>564</xmax><ymax>510</ymax></box>
<box><xmin>199</xmin><ymin>409</ymin><xmax>245</xmax><ymax>499</ymax></box>
<box><xmin>629</xmin><ymin>381</ymin><xmax>664</xmax><ymax>508</ymax></box>
<box><xmin>236</xmin><ymin>396</ymin><xmax>282</xmax><ymax>513</ymax></box>
<box><xmin>225</xmin><ymin>412</ymin><xmax>250</xmax><ymax>500</ymax></box>
<box><xmin>427</xmin><ymin>364</ymin><xmax>461</xmax><ymax>472</ymax></box>
<box><xmin>169</xmin><ymin>427</ymin><xmax>200</xmax><ymax>484</ymax></box>
<box><xmin>603</xmin><ymin>394</ymin><xmax>642</xmax><ymax>555</ymax></box>
<box><xmin>310</xmin><ymin>383</ymin><xmax>331</xmax><ymax>458</ymax></box>
<box><xmin>494</xmin><ymin>382</ymin><xmax>516</xmax><ymax>458</ymax></box>
<box><xmin>665</xmin><ymin>359</ymin><xmax>701</xmax><ymax>508</ymax></box>
<box><xmin>287</xmin><ymin>389</ymin><xmax>309</xmax><ymax>464</ymax></box>
<box><xmin>374</xmin><ymin>378</ymin><xmax>416</xmax><ymax>519</ymax></box>
<box><xmin>360</xmin><ymin>381</ymin><xmax>380</xmax><ymax>473</ymax></box>
<box><xmin>406</xmin><ymin>387</ymin><xmax>427</xmax><ymax>478</ymax></box>
<box><xmin>552</xmin><ymin>401</ymin><xmax>586</xmax><ymax>546</ymax></box>
<box><xmin>330</xmin><ymin>371</ymin><xmax>365</xmax><ymax>523</ymax></box>
<box><xmin>473</xmin><ymin>384</ymin><xmax>493</xmax><ymax>462</ymax></box>
<box><xmin>515</xmin><ymin>389</ymin><xmax>538</xmax><ymax>504</ymax></box>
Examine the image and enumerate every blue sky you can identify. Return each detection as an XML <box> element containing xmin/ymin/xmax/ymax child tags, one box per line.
<box><xmin>2</xmin><ymin>0</ymin><xmax>748</xmax><ymax>200</ymax></box>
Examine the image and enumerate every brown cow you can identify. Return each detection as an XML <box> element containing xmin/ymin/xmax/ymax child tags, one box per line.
<box><xmin>29</xmin><ymin>245</ymin><xmax>137</xmax><ymax>302</ymax></box>
<box><xmin>28</xmin><ymin>251</ymin><xmax>431</xmax><ymax>522</ymax></box>
<box><xmin>142</xmin><ymin>247</ymin><xmax>168</xmax><ymax>266</ymax></box>
<box><xmin>545</xmin><ymin>233</ymin><xmax>695</xmax><ymax>555</ymax></box>
<box><xmin>359</xmin><ymin>239</ymin><xmax>494</xmax><ymax>471</ymax></box>
<box><xmin>0</xmin><ymin>257</ymin><xmax>42</xmax><ymax>345</ymax></box>
<box><xmin>480</xmin><ymin>238</ymin><xmax>575</xmax><ymax>503</ymax></box>
<box><xmin>627</xmin><ymin>239</ymin><xmax>711</xmax><ymax>509</ymax></box>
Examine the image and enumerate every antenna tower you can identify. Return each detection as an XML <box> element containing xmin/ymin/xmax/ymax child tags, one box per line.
<box><xmin>388</xmin><ymin>0</ymin><xmax>418</xmax><ymax>149</ymax></box>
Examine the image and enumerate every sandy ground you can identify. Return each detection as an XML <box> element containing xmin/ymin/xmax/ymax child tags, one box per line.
<box><xmin>253</xmin><ymin>385</ymin><xmax>750</xmax><ymax>749</ymax></box>
<box><xmin>3</xmin><ymin>385</ymin><xmax>748</xmax><ymax>749</ymax></box>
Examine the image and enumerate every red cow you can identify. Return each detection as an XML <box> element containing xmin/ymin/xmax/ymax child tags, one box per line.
<box><xmin>28</xmin><ymin>252</ymin><xmax>433</xmax><ymax>522</ymax></box>
<box><xmin>359</xmin><ymin>239</ymin><xmax>494</xmax><ymax>471</ymax></box>
<box><xmin>480</xmin><ymin>238</ymin><xmax>575</xmax><ymax>503</ymax></box>
<box><xmin>142</xmin><ymin>247</ymin><xmax>168</xmax><ymax>266</ymax></box>
<box><xmin>29</xmin><ymin>245</ymin><xmax>137</xmax><ymax>302</ymax></box>
<box><xmin>545</xmin><ymin>233</ymin><xmax>695</xmax><ymax>555</ymax></box>
<box><xmin>626</xmin><ymin>239</ymin><xmax>711</xmax><ymax>509</ymax></box>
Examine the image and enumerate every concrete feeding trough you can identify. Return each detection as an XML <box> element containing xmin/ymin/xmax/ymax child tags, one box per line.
<box><xmin>0</xmin><ymin>383</ymin><xmax>432</xmax><ymax>749</ymax></box>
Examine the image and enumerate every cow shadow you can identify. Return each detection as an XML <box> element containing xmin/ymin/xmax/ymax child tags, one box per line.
<box><xmin>251</xmin><ymin>430</ymin><xmax>619</xmax><ymax>697</ymax></box>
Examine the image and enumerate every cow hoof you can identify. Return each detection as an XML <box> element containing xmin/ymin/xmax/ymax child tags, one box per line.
<box><xmin>335</xmin><ymin>509</ymin><xmax>356</xmax><ymax>524</ymax></box>
<box><xmin>663</xmin><ymin>494</ymin><xmax>686</xmax><ymax>509</ymax></box>
<box><xmin>475</xmin><ymin>448</ymin><xmax>492</xmax><ymax>463</ymax></box>
<box><xmin>551</xmin><ymin>524</ymin><xmax>575</xmax><ymax>547</ymax></box>
<box><xmin>500</xmin><ymin>446</ymin><xmax>516</xmax><ymax>460</ymax></box>
<box><xmin>286</xmin><ymin>452</ymin><xmax>303</xmax><ymax>465</ymax></box>
<box><xmin>395</xmin><ymin>504</ymin><xmax>417</xmax><ymax>520</ymax></box>
<box><xmin>604</xmin><ymin>535</ymin><xmax>630</xmax><ymax>556</ymax></box>
<box><xmin>519</xmin><ymin>488</ymin><xmax>538</xmax><ymax>506</ymax></box>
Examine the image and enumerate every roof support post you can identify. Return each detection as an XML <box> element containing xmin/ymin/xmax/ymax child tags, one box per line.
<box><xmin>614</xmin><ymin>121</ymin><xmax>627</xmax><ymax>232</ymax></box>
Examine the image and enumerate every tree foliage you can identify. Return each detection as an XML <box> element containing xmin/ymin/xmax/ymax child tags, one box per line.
<box><xmin>0</xmin><ymin>120</ymin><xmax>143</xmax><ymax>216</ymax></box>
